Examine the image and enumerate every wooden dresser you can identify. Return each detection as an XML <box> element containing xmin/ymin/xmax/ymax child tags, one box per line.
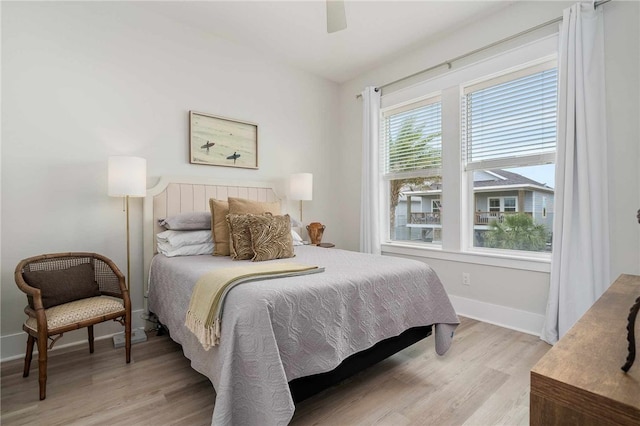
<box><xmin>530</xmin><ymin>274</ymin><xmax>640</xmax><ymax>425</ymax></box>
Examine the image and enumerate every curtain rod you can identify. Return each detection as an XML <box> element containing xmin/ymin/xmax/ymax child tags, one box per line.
<box><xmin>355</xmin><ymin>0</ymin><xmax>612</xmax><ymax>99</ymax></box>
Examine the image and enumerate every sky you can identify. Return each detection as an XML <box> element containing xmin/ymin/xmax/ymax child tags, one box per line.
<box><xmin>508</xmin><ymin>163</ymin><xmax>555</xmax><ymax>189</ymax></box>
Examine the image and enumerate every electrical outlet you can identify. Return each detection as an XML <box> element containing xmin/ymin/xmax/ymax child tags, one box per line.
<box><xmin>462</xmin><ymin>272</ymin><xmax>471</xmax><ymax>286</ymax></box>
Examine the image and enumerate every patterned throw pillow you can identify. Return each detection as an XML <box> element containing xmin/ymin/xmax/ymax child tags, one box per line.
<box><xmin>248</xmin><ymin>213</ymin><xmax>295</xmax><ymax>262</ymax></box>
<box><xmin>226</xmin><ymin>213</ymin><xmax>257</xmax><ymax>260</ymax></box>
<box><xmin>210</xmin><ymin>197</ymin><xmax>282</xmax><ymax>257</ymax></box>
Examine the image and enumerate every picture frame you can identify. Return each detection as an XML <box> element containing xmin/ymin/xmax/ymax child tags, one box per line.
<box><xmin>189</xmin><ymin>111</ymin><xmax>258</xmax><ymax>169</ymax></box>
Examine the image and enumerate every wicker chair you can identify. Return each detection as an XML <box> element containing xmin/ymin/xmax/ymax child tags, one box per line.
<box><xmin>14</xmin><ymin>252</ymin><xmax>131</xmax><ymax>400</ymax></box>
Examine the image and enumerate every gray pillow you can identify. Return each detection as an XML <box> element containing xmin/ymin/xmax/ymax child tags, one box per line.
<box><xmin>159</xmin><ymin>211</ymin><xmax>211</xmax><ymax>230</ymax></box>
<box><xmin>23</xmin><ymin>263</ymin><xmax>101</xmax><ymax>309</ymax></box>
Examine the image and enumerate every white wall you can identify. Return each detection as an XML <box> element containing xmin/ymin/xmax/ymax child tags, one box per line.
<box><xmin>335</xmin><ymin>1</ymin><xmax>640</xmax><ymax>333</ymax></box>
<box><xmin>2</xmin><ymin>1</ymin><xmax>638</xmax><ymax>361</ymax></box>
<box><xmin>1</xmin><ymin>2</ymin><xmax>339</xmax><ymax>359</ymax></box>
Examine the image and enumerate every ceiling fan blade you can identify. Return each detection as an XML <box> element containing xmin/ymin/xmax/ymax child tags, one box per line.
<box><xmin>326</xmin><ymin>0</ymin><xmax>347</xmax><ymax>33</ymax></box>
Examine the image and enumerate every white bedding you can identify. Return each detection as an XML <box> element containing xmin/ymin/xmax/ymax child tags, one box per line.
<box><xmin>148</xmin><ymin>245</ymin><xmax>459</xmax><ymax>425</ymax></box>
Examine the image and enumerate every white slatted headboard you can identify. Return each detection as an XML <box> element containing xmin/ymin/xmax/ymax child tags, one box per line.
<box><xmin>143</xmin><ymin>177</ymin><xmax>279</xmax><ymax>294</ymax></box>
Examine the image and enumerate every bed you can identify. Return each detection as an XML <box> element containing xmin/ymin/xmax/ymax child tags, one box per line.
<box><xmin>143</xmin><ymin>177</ymin><xmax>459</xmax><ymax>425</ymax></box>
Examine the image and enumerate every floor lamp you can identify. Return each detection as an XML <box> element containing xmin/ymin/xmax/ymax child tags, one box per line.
<box><xmin>289</xmin><ymin>173</ymin><xmax>313</xmax><ymax>223</ymax></box>
<box><xmin>108</xmin><ymin>156</ymin><xmax>147</xmax><ymax>347</ymax></box>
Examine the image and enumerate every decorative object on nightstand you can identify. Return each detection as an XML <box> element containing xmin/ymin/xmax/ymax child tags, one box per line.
<box><xmin>306</xmin><ymin>222</ymin><xmax>325</xmax><ymax>245</ymax></box>
<box><xmin>317</xmin><ymin>242</ymin><xmax>335</xmax><ymax>248</ymax></box>
<box><xmin>622</xmin><ymin>295</ymin><xmax>639</xmax><ymax>372</ymax></box>
<box><xmin>14</xmin><ymin>252</ymin><xmax>131</xmax><ymax>400</ymax></box>
<box><xmin>289</xmin><ymin>173</ymin><xmax>313</xmax><ymax>223</ymax></box>
<box><xmin>107</xmin><ymin>155</ymin><xmax>148</xmax><ymax>347</ymax></box>
<box><xmin>623</xmin><ymin>208</ymin><xmax>640</xmax><ymax>372</ymax></box>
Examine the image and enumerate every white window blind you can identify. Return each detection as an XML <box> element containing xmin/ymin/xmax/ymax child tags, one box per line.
<box><xmin>381</xmin><ymin>97</ymin><xmax>442</xmax><ymax>179</ymax></box>
<box><xmin>462</xmin><ymin>61</ymin><xmax>557</xmax><ymax>171</ymax></box>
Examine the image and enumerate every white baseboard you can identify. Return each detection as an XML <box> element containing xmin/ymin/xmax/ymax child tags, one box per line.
<box><xmin>2</xmin><ymin>302</ymin><xmax>543</xmax><ymax>361</ymax></box>
<box><xmin>449</xmin><ymin>295</ymin><xmax>544</xmax><ymax>337</ymax></box>
<box><xmin>0</xmin><ymin>309</ymin><xmax>146</xmax><ymax>363</ymax></box>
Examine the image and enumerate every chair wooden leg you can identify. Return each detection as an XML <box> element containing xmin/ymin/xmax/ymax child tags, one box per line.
<box><xmin>125</xmin><ymin>313</ymin><xmax>131</xmax><ymax>364</ymax></box>
<box><xmin>88</xmin><ymin>325</ymin><xmax>94</xmax><ymax>354</ymax></box>
<box><xmin>36</xmin><ymin>334</ymin><xmax>48</xmax><ymax>400</ymax></box>
<box><xmin>23</xmin><ymin>335</ymin><xmax>35</xmax><ymax>378</ymax></box>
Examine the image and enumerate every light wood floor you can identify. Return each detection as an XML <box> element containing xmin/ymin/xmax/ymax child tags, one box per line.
<box><xmin>1</xmin><ymin>317</ymin><xmax>550</xmax><ymax>425</ymax></box>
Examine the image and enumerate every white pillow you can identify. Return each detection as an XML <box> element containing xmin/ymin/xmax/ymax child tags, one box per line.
<box><xmin>291</xmin><ymin>229</ymin><xmax>304</xmax><ymax>246</ymax></box>
<box><xmin>157</xmin><ymin>230</ymin><xmax>212</xmax><ymax>248</ymax></box>
<box><xmin>157</xmin><ymin>241</ymin><xmax>214</xmax><ymax>257</ymax></box>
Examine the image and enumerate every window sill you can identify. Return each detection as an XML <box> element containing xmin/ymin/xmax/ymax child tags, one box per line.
<box><xmin>381</xmin><ymin>242</ymin><xmax>551</xmax><ymax>273</ymax></box>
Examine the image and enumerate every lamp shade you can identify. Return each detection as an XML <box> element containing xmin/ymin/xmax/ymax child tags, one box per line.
<box><xmin>108</xmin><ymin>156</ymin><xmax>147</xmax><ymax>197</ymax></box>
<box><xmin>289</xmin><ymin>173</ymin><xmax>313</xmax><ymax>201</ymax></box>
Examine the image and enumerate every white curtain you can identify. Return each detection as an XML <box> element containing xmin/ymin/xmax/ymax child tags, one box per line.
<box><xmin>542</xmin><ymin>2</ymin><xmax>609</xmax><ymax>344</ymax></box>
<box><xmin>360</xmin><ymin>87</ymin><xmax>382</xmax><ymax>254</ymax></box>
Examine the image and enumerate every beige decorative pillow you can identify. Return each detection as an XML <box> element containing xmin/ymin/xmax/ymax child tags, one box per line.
<box><xmin>228</xmin><ymin>197</ymin><xmax>281</xmax><ymax>216</ymax></box>
<box><xmin>249</xmin><ymin>213</ymin><xmax>295</xmax><ymax>262</ymax></box>
<box><xmin>210</xmin><ymin>197</ymin><xmax>282</xmax><ymax>256</ymax></box>
<box><xmin>210</xmin><ymin>199</ymin><xmax>230</xmax><ymax>256</ymax></box>
<box><xmin>226</xmin><ymin>213</ymin><xmax>256</xmax><ymax>260</ymax></box>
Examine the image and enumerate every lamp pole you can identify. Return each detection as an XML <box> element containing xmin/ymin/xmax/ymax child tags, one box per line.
<box><xmin>125</xmin><ymin>195</ymin><xmax>131</xmax><ymax>290</ymax></box>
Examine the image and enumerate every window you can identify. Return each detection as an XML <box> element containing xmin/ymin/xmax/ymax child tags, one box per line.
<box><xmin>504</xmin><ymin>198</ymin><xmax>516</xmax><ymax>212</ymax></box>
<box><xmin>487</xmin><ymin>197</ymin><xmax>517</xmax><ymax>212</ymax></box>
<box><xmin>462</xmin><ymin>61</ymin><xmax>557</xmax><ymax>170</ymax></box>
<box><xmin>381</xmin><ymin>97</ymin><xmax>442</xmax><ymax>244</ymax></box>
<box><xmin>463</xmin><ymin>62</ymin><xmax>557</xmax><ymax>253</ymax></box>
<box><xmin>377</xmin><ymin>34</ymin><xmax>558</xmax><ymax>261</ymax></box>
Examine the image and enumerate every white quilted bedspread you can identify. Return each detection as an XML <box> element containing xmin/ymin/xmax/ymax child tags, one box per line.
<box><xmin>148</xmin><ymin>246</ymin><xmax>459</xmax><ymax>425</ymax></box>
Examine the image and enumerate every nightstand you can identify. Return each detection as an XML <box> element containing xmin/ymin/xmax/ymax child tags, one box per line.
<box><xmin>317</xmin><ymin>243</ymin><xmax>335</xmax><ymax>248</ymax></box>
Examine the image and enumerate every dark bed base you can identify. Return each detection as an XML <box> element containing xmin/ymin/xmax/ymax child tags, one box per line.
<box><xmin>151</xmin><ymin>316</ymin><xmax>431</xmax><ymax>405</ymax></box>
<box><xmin>289</xmin><ymin>325</ymin><xmax>432</xmax><ymax>403</ymax></box>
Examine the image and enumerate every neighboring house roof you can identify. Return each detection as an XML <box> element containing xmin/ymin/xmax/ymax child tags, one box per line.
<box><xmin>402</xmin><ymin>169</ymin><xmax>554</xmax><ymax>196</ymax></box>
<box><xmin>474</xmin><ymin>169</ymin><xmax>554</xmax><ymax>193</ymax></box>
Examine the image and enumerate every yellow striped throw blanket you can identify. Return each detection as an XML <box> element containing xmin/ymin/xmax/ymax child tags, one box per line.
<box><xmin>186</xmin><ymin>262</ymin><xmax>324</xmax><ymax>350</ymax></box>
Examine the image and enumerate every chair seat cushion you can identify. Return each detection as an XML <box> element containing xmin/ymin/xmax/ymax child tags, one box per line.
<box><xmin>25</xmin><ymin>296</ymin><xmax>125</xmax><ymax>333</ymax></box>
